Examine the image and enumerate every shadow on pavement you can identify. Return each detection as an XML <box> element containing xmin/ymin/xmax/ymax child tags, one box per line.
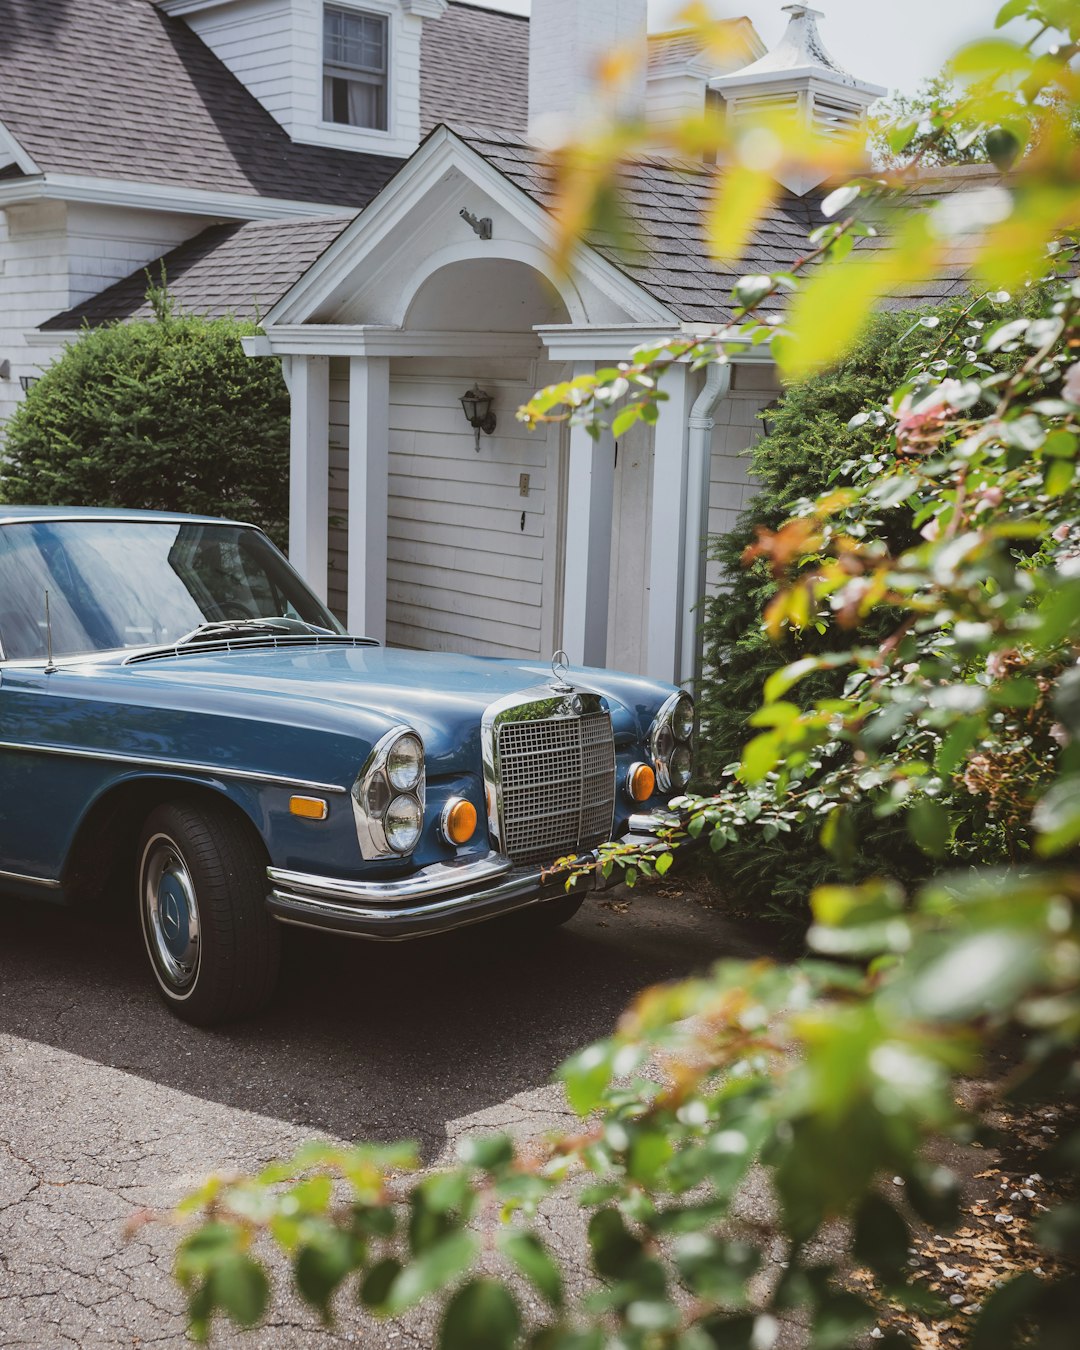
<box><xmin>0</xmin><ymin>886</ymin><xmax>775</xmax><ymax>1156</ymax></box>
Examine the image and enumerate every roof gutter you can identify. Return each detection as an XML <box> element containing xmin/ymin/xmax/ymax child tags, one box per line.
<box><xmin>0</xmin><ymin>173</ymin><xmax>355</xmax><ymax>223</ymax></box>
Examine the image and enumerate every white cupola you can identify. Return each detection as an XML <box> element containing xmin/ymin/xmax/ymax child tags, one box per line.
<box><xmin>709</xmin><ymin>4</ymin><xmax>885</xmax><ymax>194</ymax></box>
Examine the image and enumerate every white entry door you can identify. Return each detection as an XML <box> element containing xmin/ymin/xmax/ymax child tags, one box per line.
<box><xmin>384</xmin><ymin>372</ymin><xmax>562</xmax><ymax>660</ymax></box>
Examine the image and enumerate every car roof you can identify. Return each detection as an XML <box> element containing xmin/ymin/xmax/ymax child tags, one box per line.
<box><xmin>0</xmin><ymin>506</ymin><xmax>253</xmax><ymax>527</ymax></box>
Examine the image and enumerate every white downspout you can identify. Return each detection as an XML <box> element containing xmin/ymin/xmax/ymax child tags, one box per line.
<box><xmin>679</xmin><ymin>359</ymin><xmax>732</xmax><ymax>688</ymax></box>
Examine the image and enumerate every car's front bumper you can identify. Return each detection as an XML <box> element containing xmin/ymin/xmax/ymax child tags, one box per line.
<box><xmin>265</xmin><ymin>811</ymin><xmax>683</xmax><ymax>940</ymax></box>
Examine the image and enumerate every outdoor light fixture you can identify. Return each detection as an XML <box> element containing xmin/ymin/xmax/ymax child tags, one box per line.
<box><xmin>460</xmin><ymin>384</ymin><xmax>496</xmax><ymax>451</ymax></box>
<box><xmin>18</xmin><ymin>375</ymin><xmax>39</xmax><ymax>393</ymax></box>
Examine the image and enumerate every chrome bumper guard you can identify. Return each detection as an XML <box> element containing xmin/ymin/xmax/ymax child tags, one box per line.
<box><xmin>266</xmin><ymin>811</ymin><xmax>684</xmax><ymax>941</ymax></box>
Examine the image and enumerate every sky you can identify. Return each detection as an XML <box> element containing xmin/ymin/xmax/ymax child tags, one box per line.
<box><xmin>463</xmin><ymin>1</ymin><xmax>1012</xmax><ymax>99</ymax></box>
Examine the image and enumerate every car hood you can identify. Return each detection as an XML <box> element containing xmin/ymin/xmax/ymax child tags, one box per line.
<box><xmin>85</xmin><ymin>644</ymin><xmax>673</xmax><ymax>769</ymax></box>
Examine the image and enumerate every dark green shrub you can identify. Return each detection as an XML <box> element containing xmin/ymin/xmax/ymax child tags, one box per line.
<box><xmin>698</xmin><ymin>310</ymin><xmax>929</xmax><ymax>780</ymax></box>
<box><xmin>694</xmin><ymin>310</ymin><xmax>951</xmax><ymax>921</ymax></box>
<box><xmin>0</xmin><ymin>288</ymin><xmax>289</xmax><ymax>544</ymax></box>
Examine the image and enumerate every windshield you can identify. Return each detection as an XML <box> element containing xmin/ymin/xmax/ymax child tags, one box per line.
<box><xmin>0</xmin><ymin>519</ymin><xmax>344</xmax><ymax>661</ymax></box>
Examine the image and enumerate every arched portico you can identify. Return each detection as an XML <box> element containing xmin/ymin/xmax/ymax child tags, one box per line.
<box><xmin>252</xmin><ymin>124</ymin><xmax>726</xmax><ymax>680</ymax></box>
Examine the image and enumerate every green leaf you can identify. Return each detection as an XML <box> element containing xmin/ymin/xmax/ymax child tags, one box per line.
<box><xmin>627</xmin><ymin>1128</ymin><xmax>674</xmax><ymax>1185</ymax></box>
<box><xmin>970</xmin><ymin>1271</ymin><xmax>1043</xmax><ymax>1350</ymax></box>
<box><xmin>359</xmin><ymin>1257</ymin><xmax>403</xmax><ymax>1311</ymax></box>
<box><xmin>763</xmin><ymin>656</ymin><xmax>821</xmax><ymax>704</ymax></box>
<box><xmin>820</xmin><ymin>806</ymin><xmax>855</xmax><ymax>867</ymax></box>
<box><xmin>611</xmin><ymin>405</ymin><xmax>640</xmax><ymax>439</ymax></box>
<box><xmin>588</xmin><ymin>1208</ymin><xmax>645</xmax><ymax>1280</ymax></box>
<box><xmin>905</xmin><ymin>1164</ymin><xmax>961</xmax><ymax>1229</ymax></box>
<box><xmin>1045</xmin><ymin>458</ymin><xmax>1074</xmax><ymax>496</ymax></box>
<box><xmin>853</xmin><ymin>1194</ymin><xmax>910</xmax><ymax>1281</ymax></box>
<box><xmin>893</xmin><ymin>930</ymin><xmax>1045</xmax><ymax>1021</ymax></box>
<box><xmin>908</xmin><ymin>798</ymin><xmax>951</xmax><ymax>858</ymax></box>
<box><xmin>1035</xmin><ymin>1202</ymin><xmax>1080</xmax><ymax>1257</ymax></box>
<box><xmin>457</xmin><ymin>1133</ymin><xmax>515</xmax><ymax>1171</ymax></box>
<box><xmin>498</xmin><ymin>1230</ymin><xmax>564</xmax><ymax>1308</ymax></box>
<box><xmin>985</xmin><ymin>126</ymin><xmax>1022</xmax><ymax>172</ymax></box>
<box><xmin>439</xmin><ymin>1279</ymin><xmax>521</xmax><ymax>1350</ymax></box>
<box><xmin>387</xmin><ymin>1232</ymin><xmax>478</xmax><ymax>1316</ymax></box>
<box><xmin>821</xmin><ymin>184</ymin><xmax>860</xmax><ymax>219</ymax></box>
<box><xmin>558</xmin><ymin>1042</ymin><xmax>615</xmax><ymax>1117</ymax></box>
<box><xmin>673</xmin><ymin>1234</ymin><xmax>761</xmax><ymax>1302</ymax></box>
<box><xmin>732</xmin><ymin>274</ymin><xmax>775</xmax><ymax>310</ymax></box>
<box><xmin>295</xmin><ymin>1233</ymin><xmax>361</xmax><ymax>1318</ymax></box>
<box><xmin>995</xmin><ymin>0</ymin><xmax>1030</xmax><ymax>27</ymax></box>
<box><xmin>210</xmin><ymin>1254</ymin><xmax>269</xmax><ymax>1328</ymax></box>
<box><xmin>1033</xmin><ymin>775</ymin><xmax>1080</xmax><ymax>856</ymax></box>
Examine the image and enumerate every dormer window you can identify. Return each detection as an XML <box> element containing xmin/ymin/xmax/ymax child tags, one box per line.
<box><xmin>323</xmin><ymin>5</ymin><xmax>389</xmax><ymax>131</ymax></box>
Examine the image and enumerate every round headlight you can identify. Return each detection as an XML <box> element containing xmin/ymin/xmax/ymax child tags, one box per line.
<box><xmin>654</xmin><ymin>723</ymin><xmax>675</xmax><ymax>759</ymax></box>
<box><xmin>672</xmin><ymin>695</ymin><xmax>695</xmax><ymax>743</ymax></box>
<box><xmin>387</xmin><ymin>734</ymin><xmax>424</xmax><ymax>792</ymax></box>
<box><xmin>670</xmin><ymin>744</ymin><xmax>693</xmax><ymax>790</ymax></box>
<box><xmin>385</xmin><ymin>794</ymin><xmax>423</xmax><ymax>854</ymax></box>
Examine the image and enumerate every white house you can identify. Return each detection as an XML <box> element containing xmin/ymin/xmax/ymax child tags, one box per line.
<box><xmin>1</xmin><ymin>1</ymin><xmax>971</xmax><ymax>684</ymax></box>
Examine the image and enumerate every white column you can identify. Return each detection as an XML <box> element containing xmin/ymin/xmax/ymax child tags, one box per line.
<box><xmin>645</xmin><ymin>362</ymin><xmax>692</xmax><ymax>683</ymax></box>
<box><xmin>346</xmin><ymin>355</ymin><xmax>390</xmax><ymax>641</ymax></box>
<box><xmin>287</xmin><ymin>354</ymin><xmax>330</xmax><ymax>601</ymax></box>
<box><xmin>561</xmin><ymin>362</ymin><xmax>615</xmax><ymax>668</ymax></box>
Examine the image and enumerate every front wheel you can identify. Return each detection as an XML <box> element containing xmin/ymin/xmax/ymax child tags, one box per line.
<box><xmin>137</xmin><ymin>801</ymin><xmax>280</xmax><ymax>1025</ymax></box>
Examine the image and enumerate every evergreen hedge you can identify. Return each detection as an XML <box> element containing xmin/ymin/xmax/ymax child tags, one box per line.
<box><xmin>0</xmin><ymin>290</ymin><xmax>289</xmax><ymax>544</ymax></box>
<box><xmin>693</xmin><ymin>310</ymin><xmax>945</xmax><ymax>920</ymax></box>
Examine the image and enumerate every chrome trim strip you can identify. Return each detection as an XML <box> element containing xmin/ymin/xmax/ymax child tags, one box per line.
<box><xmin>0</xmin><ymin>866</ymin><xmax>61</xmax><ymax>890</ymax></box>
<box><xmin>267</xmin><ymin>850</ymin><xmax>512</xmax><ymax>906</ymax></box>
<box><xmin>270</xmin><ymin>875</ymin><xmax>549</xmax><ymax>940</ymax></box>
<box><xmin>0</xmin><ymin>740</ymin><xmax>348</xmax><ymax>795</ymax></box>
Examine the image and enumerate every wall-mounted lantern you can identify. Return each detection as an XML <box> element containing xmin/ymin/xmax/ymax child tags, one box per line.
<box><xmin>19</xmin><ymin>375</ymin><xmax>39</xmax><ymax>393</ymax></box>
<box><xmin>460</xmin><ymin>384</ymin><xmax>496</xmax><ymax>452</ymax></box>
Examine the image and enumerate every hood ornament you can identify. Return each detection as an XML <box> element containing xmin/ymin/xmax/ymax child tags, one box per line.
<box><xmin>550</xmin><ymin>648</ymin><xmax>574</xmax><ymax>693</ymax></box>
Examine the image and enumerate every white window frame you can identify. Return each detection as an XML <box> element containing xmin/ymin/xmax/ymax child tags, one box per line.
<box><xmin>321</xmin><ymin>2</ymin><xmax>392</xmax><ymax>136</ymax></box>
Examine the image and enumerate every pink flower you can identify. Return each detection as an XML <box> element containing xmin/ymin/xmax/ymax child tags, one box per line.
<box><xmin>920</xmin><ymin>517</ymin><xmax>941</xmax><ymax>541</ymax></box>
<box><xmin>978</xmin><ymin>486</ymin><xmax>1004</xmax><ymax>508</ymax></box>
<box><xmin>1053</xmin><ymin>523</ymin><xmax>1072</xmax><ymax>542</ymax></box>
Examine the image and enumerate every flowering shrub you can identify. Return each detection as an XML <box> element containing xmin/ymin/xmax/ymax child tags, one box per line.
<box><xmin>171</xmin><ymin>4</ymin><xmax>1080</xmax><ymax>1346</ymax></box>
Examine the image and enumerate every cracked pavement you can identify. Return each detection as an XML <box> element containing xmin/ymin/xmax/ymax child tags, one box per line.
<box><xmin>0</xmin><ymin>886</ymin><xmax>773</xmax><ymax>1347</ymax></box>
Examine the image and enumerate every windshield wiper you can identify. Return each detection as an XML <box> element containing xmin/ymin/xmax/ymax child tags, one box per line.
<box><xmin>175</xmin><ymin>618</ymin><xmax>335</xmax><ymax>646</ymax></box>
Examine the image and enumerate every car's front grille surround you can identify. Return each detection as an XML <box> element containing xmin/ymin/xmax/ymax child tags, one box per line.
<box><xmin>482</xmin><ymin>688</ymin><xmax>616</xmax><ymax>866</ymax></box>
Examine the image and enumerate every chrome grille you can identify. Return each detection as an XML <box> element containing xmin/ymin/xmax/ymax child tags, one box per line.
<box><xmin>496</xmin><ymin>710</ymin><xmax>615</xmax><ymax>865</ymax></box>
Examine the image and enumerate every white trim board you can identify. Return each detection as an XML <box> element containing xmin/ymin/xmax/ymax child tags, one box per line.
<box><xmin>0</xmin><ymin>118</ymin><xmax>40</xmax><ymax>175</ymax></box>
<box><xmin>249</xmin><ymin>326</ymin><xmax>543</xmax><ymax>358</ymax></box>
<box><xmin>0</xmin><ymin>173</ymin><xmax>358</xmax><ymax>223</ymax></box>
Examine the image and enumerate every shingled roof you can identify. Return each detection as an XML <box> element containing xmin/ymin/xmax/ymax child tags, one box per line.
<box><xmin>452</xmin><ymin>126</ymin><xmax>976</xmax><ymax>322</ymax></box>
<box><xmin>42</xmin><ymin>126</ymin><xmax>988</xmax><ymax>333</ymax></box>
<box><xmin>40</xmin><ymin>217</ymin><xmax>355</xmax><ymax>331</ymax></box>
<box><xmin>421</xmin><ymin>2</ymin><xmax>529</xmax><ymax>137</ymax></box>
<box><xmin>0</xmin><ymin>0</ymin><xmax>400</xmax><ymax>207</ymax></box>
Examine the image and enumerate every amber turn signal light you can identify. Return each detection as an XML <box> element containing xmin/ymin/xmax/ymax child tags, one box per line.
<box><xmin>289</xmin><ymin>795</ymin><xmax>328</xmax><ymax>821</ymax></box>
<box><xmin>627</xmin><ymin>762</ymin><xmax>656</xmax><ymax>803</ymax></box>
<box><xmin>441</xmin><ymin>797</ymin><xmax>478</xmax><ymax>845</ymax></box>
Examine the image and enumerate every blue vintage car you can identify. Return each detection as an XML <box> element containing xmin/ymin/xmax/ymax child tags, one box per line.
<box><xmin>0</xmin><ymin>508</ymin><xmax>694</xmax><ymax>1024</ymax></box>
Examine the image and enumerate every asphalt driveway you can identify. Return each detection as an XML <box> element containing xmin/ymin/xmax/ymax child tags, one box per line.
<box><xmin>0</xmin><ymin>885</ymin><xmax>772</xmax><ymax>1347</ymax></box>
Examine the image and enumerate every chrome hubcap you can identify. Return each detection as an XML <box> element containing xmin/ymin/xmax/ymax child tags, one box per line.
<box><xmin>143</xmin><ymin>840</ymin><xmax>200</xmax><ymax>991</ymax></box>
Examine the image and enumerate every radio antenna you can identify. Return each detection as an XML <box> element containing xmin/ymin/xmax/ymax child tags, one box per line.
<box><xmin>44</xmin><ymin>589</ymin><xmax>57</xmax><ymax>673</ymax></box>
